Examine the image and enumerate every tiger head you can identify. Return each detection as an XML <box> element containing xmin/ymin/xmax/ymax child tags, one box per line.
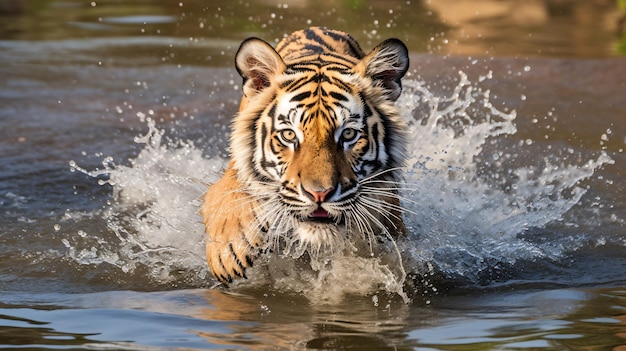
<box><xmin>229</xmin><ymin>28</ymin><xmax>409</xmax><ymax>255</ymax></box>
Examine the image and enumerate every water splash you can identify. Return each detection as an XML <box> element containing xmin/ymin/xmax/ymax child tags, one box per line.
<box><xmin>68</xmin><ymin>117</ymin><xmax>224</xmax><ymax>287</ymax></box>
<box><xmin>396</xmin><ymin>73</ymin><xmax>613</xmax><ymax>285</ymax></box>
<box><xmin>67</xmin><ymin>72</ymin><xmax>613</xmax><ymax>300</ymax></box>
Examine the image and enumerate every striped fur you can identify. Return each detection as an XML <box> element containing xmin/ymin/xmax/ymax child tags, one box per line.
<box><xmin>201</xmin><ymin>27</ymin><xmax>409</xmax><ymax>284</ymax></box>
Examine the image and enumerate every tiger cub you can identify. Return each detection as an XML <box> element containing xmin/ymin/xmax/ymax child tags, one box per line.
<box><xmin>201</xmin><ymin>27</ymin><xmax>409</xmax><ymax>284</ymax></box>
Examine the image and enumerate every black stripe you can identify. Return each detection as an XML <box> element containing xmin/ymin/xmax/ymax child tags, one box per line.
<box><xmin>284</xmin><ymin>74</ymin><xmax>315</xmax><ymax>92</ymax></box>
<box><xmin>305</xmin><ymin>28</ymin><xmax>337</xmax><ymax>53</ymax></box>
<box><xmin>268</xmin><ymin>102</ymin><xmax>276</xmax><ymax>118</ymax></box>
<box><xmin>329</xmin><ymin>76</ymin><xmax>353</xmax><ymax>92</ymax></box>
<box><xmin>291</xmin><ymin>91</ymin><xmax>311</xmax><ymax>102</ymax></box>
<box><xmin>330</xmin><ymin>91</ymin><xmax>348</xmax><ymax>101</ymax></box>
<box><xmin>303</xmin><ymin>43</ymin><xmax>325</xmax><ymax>54</ymax></box>
<box><xmin>217</xmin><ymin>255</ymin><xmax>233</xmax><ymax>284</ymax></box>
<box><xmin>321</xmin><ymin>28</ymin><xmax>363</xmax><ymax>57</ymax></box>
<box><xmin>371</xmin><ymin>123</ymin><xmax>380</xmax><ymax>160</ymax></box>
<box><xmin>277</xmin><ymin>112</ymin><xmax>290</xmax><ymax>123</ymax></box>
<box><xmin>288</xmin><ymin>53</ymin><xmax>354</xmax><ymax>68</ymax></box>
<box><xmin>259</xmin><ymin>123</ymin><xmax>278</xmax><ymax>171</ymax></box>
<box><xmin>269</xmin><ymin>135</ymin><xmax>281</xmax><ymax>155</ymax></box>
<box><xmin>374</xmin><ymin>105</ymin><xmax>396</xmax><ymax>167</ymax></box>
<box><xmin>362</xmin><ymin>97</ymin><xmax>373</xmax><ymax>118</ymax></box>
<box><xmin>229</xmin><ymin>242</ymin><xmax>246</xmax><ymax>273</ymax></box>
<box><xmin>345</xmin><ymin>38</ymin><xmax>365</xmax><ymax>59</ymax></box>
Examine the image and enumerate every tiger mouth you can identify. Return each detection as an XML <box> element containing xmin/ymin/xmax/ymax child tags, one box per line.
<box><xmin>306</xmin><ymin>207</ymin><xmax>342</xmax><ymax>224</ymax></box>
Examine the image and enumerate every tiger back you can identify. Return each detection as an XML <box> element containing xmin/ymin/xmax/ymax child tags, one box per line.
<box><xmin>201</xmin><ymin>27</ymin><xmax>410</xmax><ymax>284</ymax></box>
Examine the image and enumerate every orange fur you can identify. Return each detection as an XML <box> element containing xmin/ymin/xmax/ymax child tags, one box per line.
<box><xmin>201</xmin><ymin>162</ymin><xmax>261</xmax><ymax>283</ymax></box>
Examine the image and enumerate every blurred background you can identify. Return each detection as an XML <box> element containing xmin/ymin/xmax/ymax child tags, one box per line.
<box><xmin>1</xmin><ymin>1</ymin><xmax>625</xmax><ymax>349</ymax></box>
<box><xmin>0</xmin><ymin>0</ymin><xmax>624</xmax><ymax>66</ymax></box>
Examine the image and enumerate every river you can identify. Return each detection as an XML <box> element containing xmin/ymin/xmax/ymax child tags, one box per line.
<box><xmin>1</xmin><ymin>0</ymin><xmax>625</xmax><ymax>349</ymax></box>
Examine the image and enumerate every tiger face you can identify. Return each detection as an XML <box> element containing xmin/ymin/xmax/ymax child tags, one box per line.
<box><xmin>230</xmin><ymin>28</ymin><xmax>409</xmax><ymax>254</ymax></box>
<box><xmin>202</xmin><ymin>28</ymin><xmax>409</xmax><ymax>284</ymax></box>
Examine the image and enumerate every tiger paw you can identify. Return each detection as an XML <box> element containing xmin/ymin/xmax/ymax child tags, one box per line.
<box><xmin>206</xmin><ymin>235</ymin><xmax>255</xmax><ymax>284</ymax></box>
<box><xmin>201</xmin><ymin>165</ymin><xmax>262</xmax><ymax>284</ymax></box>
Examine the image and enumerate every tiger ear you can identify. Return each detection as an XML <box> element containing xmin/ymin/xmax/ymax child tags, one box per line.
<box><xmin>235</xmin><ymin>38</ymin><xmax>286</xmax><ymax>98</ymax></box>
<box><xmin>355</xmin><ymin>39</ymin><xmax>409</xmax><ymax>101</ymax></box>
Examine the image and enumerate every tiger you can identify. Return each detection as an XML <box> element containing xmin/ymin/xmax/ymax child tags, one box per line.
<box><xmin>201</xmin><ymin>27</ymin><xmax>410</xmax><ymax>284</ymax></box>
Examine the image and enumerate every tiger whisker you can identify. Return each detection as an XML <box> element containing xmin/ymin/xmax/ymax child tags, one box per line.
<box><xmin>359</xmin><ymin>181</ymin><xmax>421</xmax><ymax>191</ymax></box>
<box><xmin>354</xmin><ymin>198</ymin><xmax>390</xmax><ymax>233</ymax></box>
<box><xmin>270</xmin><ymin>206</ymin><xmax>297</xmax><ymax>247</ymax></box>
<box><xmin>358</xmin><ymin>190</ymin><xmax>400</xmax><ymax>228</ymax></box>
<box><xmin>359</xmin><ymin>166</ymin><xmax>405</xmax><ymax>183</ymax></box>
<box><xmin>246</xmin><ymin>198</ymin><xmax>282</xmax><ymax>241</ymax></box>
<box><xmin>359</xmin><ymin>181</ymin><xmax>421</xmax><ymax>194</ymax></box>
<box><xmin>345</xmin><ymin>204</ymin><xmax>377</xmax><ymax>252</ymax></box>
<box><xmin>359</xmin><ymin>187</ymin><xmax>422</xmax><ymax>209</ymax></box>
<box><xmin>355</xmin><ymin>198</ymin><xmax>384</xmax><ymax>233</ymax></box>
<box><xmin>357</xmin><ymin>197</ymin><xmax>403</xmax><ymax>231</ymax></box>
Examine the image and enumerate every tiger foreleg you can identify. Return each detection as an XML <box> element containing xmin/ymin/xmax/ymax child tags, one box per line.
<box><xmin>201</xmin><ymin>163</ymin><xmax>262</xmax><ymax>284</ymax></box>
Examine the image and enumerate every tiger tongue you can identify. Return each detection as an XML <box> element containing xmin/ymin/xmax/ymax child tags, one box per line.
<box><xmin>310</xmin><ymin>208</ymin><xmax>331</xmax><ymax>218</ymax></box>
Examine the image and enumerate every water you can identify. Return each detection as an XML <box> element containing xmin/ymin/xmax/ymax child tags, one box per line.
<box><xmin>1</xmin><ymin>0</ymin><xmax>625</xmax><ymax>349</ymax></box>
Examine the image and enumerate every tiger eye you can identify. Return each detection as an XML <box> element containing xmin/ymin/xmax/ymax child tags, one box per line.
<box><xmin>279</xmin><ymin>129</ymin><xmax>297</xmax><ymax>143</ymax></box>
<box><xmin>341</xmin><ymin>128</ymin><xmax>358</xmax><ymax>142</ymax></box>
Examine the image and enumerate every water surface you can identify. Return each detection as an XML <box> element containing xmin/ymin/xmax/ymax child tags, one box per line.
<box><xmin>1</xmin><ymin>0</ymin><xmax>625</xmax><ymax>349</ymax></box>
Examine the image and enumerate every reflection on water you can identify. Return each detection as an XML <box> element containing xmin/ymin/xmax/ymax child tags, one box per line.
<box><xmin>1</xmin><ymin>287</ymin><xmax>625</xmax><ymax>349</ymax></box>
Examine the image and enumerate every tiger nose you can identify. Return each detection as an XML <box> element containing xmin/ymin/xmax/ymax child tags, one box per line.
<box><xmin>303</xmin><ymin>186</ymin><xmax>334</xmax><ymax>203</ymax></box>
